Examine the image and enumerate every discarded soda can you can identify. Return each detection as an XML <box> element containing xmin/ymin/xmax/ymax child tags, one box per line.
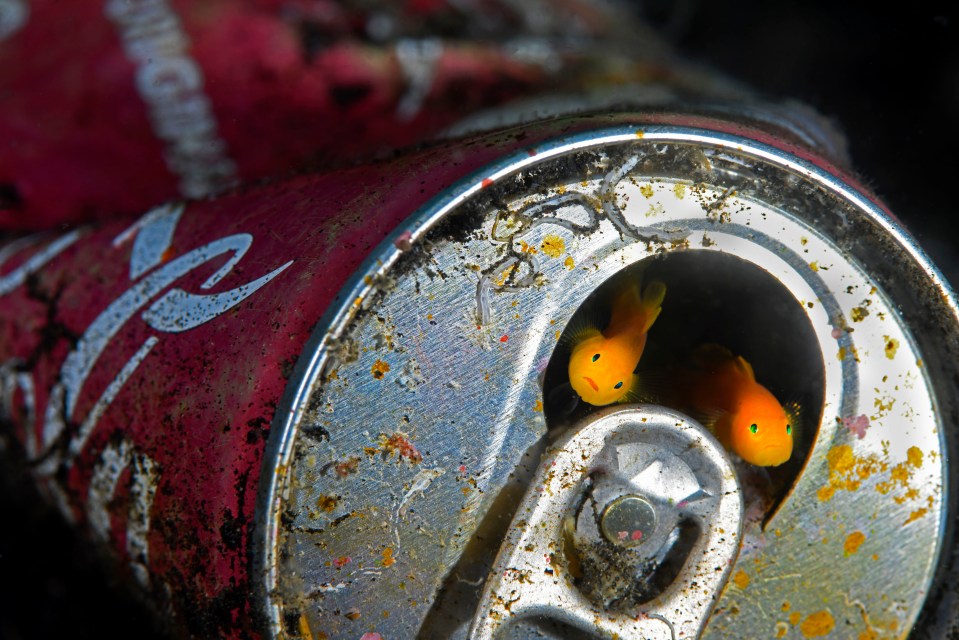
<box><xmin>0</xmin><ymin>0</ymin><xmax>676</xmax><ymax>230</ymax></box>
<box><xmin>1</xmin><ymin>106</ymin><xmax>958</xmax><ymax>639</ymax></box>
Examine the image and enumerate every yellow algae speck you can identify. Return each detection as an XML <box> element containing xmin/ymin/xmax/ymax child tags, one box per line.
<box><xmin>782</xmin><ymin>602</ymin><xmax>791</xmax><ymax>612</ymax></box>
<box><xmin>907</xmin><ymin>446</ymin><xmax>923</xmax><ymax>468</ymax></box>
<box><xmin>635</xmin><ymin>129</ymin><xmax>645</xmax><ymax>138</ymax></box>
<box><xmin>859</xmin><ymin>629</ymin><xmax>879</xmax><ymax>640</ymax></box>
<box><xmin>844</xmin><ymin>531</ymin><xmax>866</xmax><ymax>556</ymax></box>
<box><xmin>639</xmin><ymin>184</ymin><xmax>654</xmax><ymax>198</ymax></box>
<box><xmin>884</xmin><ymin>336</ymin><xmax>899</xmax><ymax>359</ymax></box>
<box><xmin>904</xmin><ymin>507</ymin><xmax>928</xmax><ymax>525</ymax></box>
<box><xmin>563</xmin><ymin>256</ymin><xmax>575</xmax><ymax>270</ymax></box>
<box><xmin>518</xmin><ymin>240</ymin><xmax>538</xmax><ymax>254</ymax></box>
<box><xmin>732</xmin><ymin>570</ymin><xmax>750</xmax><ymax>589</ymax></box>
<box><xmin>533</xmin><ymin>399</ymin><xmax>543</xmax><ymax>412</ymax></box>
<box><xmin>775</xmin><ymin>624</ymin><xmax>788</xmax><ymax>638</ymax></box>
<box><xmin>800</xmin><ymin>610</ymin><xmax>836</xmax><ymax>637</ymax></box>
<box><xmin>494</xmin><ymin>263</ymin><xmax>516</xmax><ymax>286</ymax></box>
<box><xmin>809</xmin><ymin>261</ymin><xmax>819</xmax><ymax>271</ymax></box>
<box><xmin>673</xmin><ymin>183</ymin><xmax>686</xmax><ymax>199</ymax></box>
<box><xmin>817</xmin><ymin>485</ymin><xmax>835</xmax><ymax>502</ymax></box>
<box><xmin>381</xmin><ymin>547</ymin><xmax>396</xmax><ymax>567</ymax></box>
<box><xmin>851</xmin><ymin>306</ymin><xmax>869</xmax><ymax>322</ymax></box>
<box><xmin>828</xmin><ymin>445</ymin><xmax>855</xmax><ymax>474</ymax></box>
<box><xmin>789</xmin><ymin>612</ymin><xmax>801</xmax><ymax>626</ymax></box>
<box><xmin>540</xmin><ymin>234</ymin><xmax>565</xmax><ymax>258</ymax></box>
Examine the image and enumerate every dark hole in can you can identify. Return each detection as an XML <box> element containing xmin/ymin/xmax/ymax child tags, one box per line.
<box><xmin>543</xmin><ymin>249</ymin><xmax>825</xmax><ymax>526</ymax></box>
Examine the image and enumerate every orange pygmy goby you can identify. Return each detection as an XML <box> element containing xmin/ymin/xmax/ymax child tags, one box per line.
<box><xmin>567</xmin><ymin>280</ymin><xmax>666</xmax><ymax>406</ymax></box>
<box><xmin>681</xmin><ymin>344</ymin><xmax>796</xmax><ymax>467</ymax></box>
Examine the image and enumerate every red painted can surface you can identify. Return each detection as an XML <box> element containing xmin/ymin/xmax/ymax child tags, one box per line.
<box><xmin>0</xmin><ymin>0</ymin><xmax>648</xmax><ymax>231</ymax></box>
<box><xmin>0</xmin><ymin>114</ymin><xmax>606</xmax><ymax>636</ymax></box>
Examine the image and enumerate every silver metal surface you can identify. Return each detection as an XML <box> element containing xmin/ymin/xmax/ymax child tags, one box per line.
<box><xmin>468</xmin><ymin>405</ymin><xmax>743</xmax><ymax>640</ymax></box>
<box><xmin>259</xmin><ymin>121</ymin><xmax>957</xmax><ymax>638</ymax></box>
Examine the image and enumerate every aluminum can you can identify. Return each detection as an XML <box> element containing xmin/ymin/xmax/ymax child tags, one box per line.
<box><xmin>0</xmin><ymin>0</ymin><xmax>677</xmax><ymax>231</ymax></box>
<box><xmin>1</xmin><ymin>107</ymin><xmax>958</xmax><ymax>639</ymax></box>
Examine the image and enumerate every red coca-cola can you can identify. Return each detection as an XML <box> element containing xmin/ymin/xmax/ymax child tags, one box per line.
<box><xmin>2</xmin><ymin>108</ymin><xmax>958</xmax><ymax>639</ymax></box>
<box><xmin>0</xmin><ymin>0</ymin><xmax>670</xmax><ymax>231</ymax></box>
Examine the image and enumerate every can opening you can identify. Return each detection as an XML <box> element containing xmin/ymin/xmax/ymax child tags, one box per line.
<box><xmin>543</xmin><ymin>249</ymin><xmax>825</xmax><ymax>521</ymax></box>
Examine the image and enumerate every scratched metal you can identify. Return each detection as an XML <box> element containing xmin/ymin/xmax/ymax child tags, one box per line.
<box><xmin>263</xmin><ymin>127</ymin><xmax>956</xmax><ymax>638</ymax></box>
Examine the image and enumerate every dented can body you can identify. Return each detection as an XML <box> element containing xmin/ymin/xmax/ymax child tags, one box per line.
<box><xmin>2</xmin><ymin>109</ymin><xmax>959</xmax><ymax>639</ymax></box>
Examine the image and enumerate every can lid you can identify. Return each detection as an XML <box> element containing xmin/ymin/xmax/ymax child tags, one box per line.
<box><xmin>259</xmin><ymin>120</ymin><xmax>957</xmax><ymax>639</ymax></box>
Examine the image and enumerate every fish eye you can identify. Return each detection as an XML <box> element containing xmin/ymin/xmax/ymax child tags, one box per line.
<box><xmin>592</xmin><ymin>354</ymin><xmax>600</xmax><ymax>362</ymax></box>
<box><xmin>614</xmin><ymin>381</ymin><xmax>623</xmax><ymax>389</ymax></box>
<box><xmin>749</xmin><ymin>423</ymin><xmax>758</xmax><ymax>434</ymax></box>
<box><xmin>786</xmin><ymin>424</ymin><xmax>792</xmax><ymax>435</ymax></box>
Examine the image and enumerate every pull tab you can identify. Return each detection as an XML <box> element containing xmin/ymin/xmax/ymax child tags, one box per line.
<box><xmin>469</xmin><ymin>405</ymin><xmax>743</xmax><ymax>640</ymax></box>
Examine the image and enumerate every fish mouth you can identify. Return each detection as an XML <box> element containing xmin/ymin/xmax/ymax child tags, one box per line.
<box><xmin>583</xmin><ymin>376</ymin><xmax>599</xmax><ymax>392</ymax></box>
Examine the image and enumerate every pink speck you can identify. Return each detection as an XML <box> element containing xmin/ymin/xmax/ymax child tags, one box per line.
<box><xmin>393</xmin><ymin>230</ymin><xmax>413</xmax><ymax>251</ymax></box>
<box><xmin>617</xmin><ymin>531</ymin><xmax>628</xmax><ymax>540</ymax></box>
<box><xmin>458</xmin><ymin>464</ymin><xmax>467</xmax><ymax>475</ymax></box>
<box><xmin>481</xmin><ymin>178</ymin><xmax>494</xmax><ymax>188</ymax></box>
<box><xmin>333</xmin><ymin>556</ymin><xmax>351</xmax><ymax>568</ymax></box>
<box><xmin>361</xmin><ymin>634</ymin><xmax>383</xmax><ymax>640</ymax></box>
<box><xmin>842</xmin><ymin>414</ymin><xmax>870</xmax><ymax>439</ymax></box>
<box><xmin>631</xmin><ymin>530</ymin><xmax>643</xmax><ymax>541</ymax></box>
<box><xmin>831</xmin><ymin>327</ymin><xmax>843</xmax><ymax>339</ymax></box>
<box><xmin>499</xmin><ymin>334</ymin><xmax>508</xmax><ymax>342</ymax></box>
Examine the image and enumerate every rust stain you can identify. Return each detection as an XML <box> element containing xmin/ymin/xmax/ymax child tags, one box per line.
<box><xmin>317</xmin><ymin>494</ymin><xmax>338</xmax><ymax>512</ymax></box>
<box><xmin>540</xmin><ymin>234</ymin><xmax>565</xmax><ymax>258</ymax></box>
<box><xmin>371</xmin><ymin>359</ymin><xmax>390</xmax><ymax>379</ymax></box>
<box><xmin>639</xmin><ymin>184</ymin><xmax>654</xmax><ymax>198</ymax></box>
<box><xmin>844</xmin><ymin>531</ymin><xmax>866</xmax><ymax>556</ymax></box>
<box><xmin>732</xmin><ymin>569</ymin><xmax>750</xmax><ymax>589</ymax></box>
<box><xmin>298</xmin><ymin>613</ymin><xmax>314</xmax><ymax>639</ymax></box>
<box><xmin>884</xmin><ymin>336</ymin><xmax>900</xmax><ymax>359</ymax></box>
<box><xmin>381</xmin><ymin>547</ymin><xmax>396</xmax><ymax>567</ymax></box>
<box><xmin>376</xmin><ymin>432</ymin><xmax>422</xmax><ymax>463</ymax></box>
<box><xmin>334</xmin><ymin>457</ymin><xmax>360</xmax><ymax>477</ymax></box>
<box><xmin>800</xmin><ymin>610</ymin><xmax>836</xmax><ymax>637</ymax></box>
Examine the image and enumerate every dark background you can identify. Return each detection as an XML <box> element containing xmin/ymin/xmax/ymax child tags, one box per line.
<box><xmin>1</xmin><ymin>2</ymin><xmax>957</xmax><ymax>638</ymax></box>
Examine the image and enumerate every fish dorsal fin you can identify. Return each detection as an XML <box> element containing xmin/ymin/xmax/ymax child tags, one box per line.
<box><xmin>640</xmin><ymin>280</ymin><xmax>667</xmax><ymax>333</ymax></box>
<box><xmin>691</xmin><ymin>343</ymin><xmax>733</xmax><ymax>370</ymax></box>
<box><xmin>734</xmin><ymin>355</ymin><xmax>756</xmax><ymax>381</ymax></box>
